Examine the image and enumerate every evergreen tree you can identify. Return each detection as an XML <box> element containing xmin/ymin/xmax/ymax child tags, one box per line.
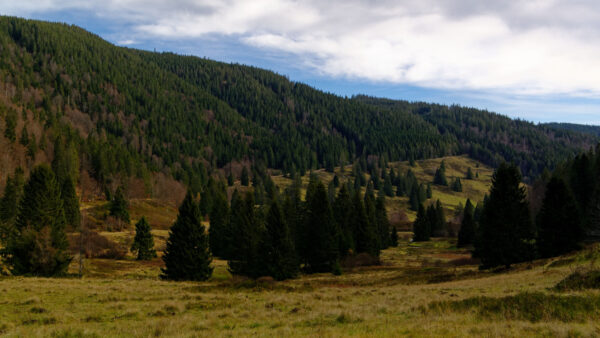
<box><xmin>475</xmin><ymin>163</ymin><xmax>535</xmax><ymax>269</ymax></box>
<box><xmin>466</xmin><ymin>167</ymin><xmax>474</xmax><ymax>179</ymax></box>
<box><xmin>61</xmin><ymin>178</ymin><xmax>80</xmax><ymax>229</ymax></box>
<box><xmin>208</xmin><ymin>190</ymin><xmax>229</xmax><ymax>258</ymax></box>
<box><xmin>0</xmin><ymin>169</ymin><xmax>25</xmax><ymax>241</ymax></box>
<box><xmin>352</xmin><ymin>190</ymin><xmax>379</xmax><ymax>257</ymax></box>
<box><xmin>3</xmin><ymin>164</ymin><xmax>71</xmax><ymax>276</ymax></box>
<box><xmin>161</xmin><ymin>191</ymin><xmax>213</xmax><ymax>281</ymax></box>
<box><xmin>333</xmin><ymin>184</ymin><xmax>354</xmax><ymax>257</ymax></box>
<box><xmin>409</xmin><ymin>184</ymin><xmax>422</xmax><ymax>211</ymax></box>
<box><xmin>537</xmin><ymin>177</ymin><xmax>584</xmax><ymax>258</ymax></box>
<box><xmin>390</xmin><ymin>226</ymin><xmax>399</xmax><ymax>247</ymax></box>
<box><xmin>131</xmin><ymin>217</ymin><xmax>156</xmax><ymax>260</ymax></box>
<box><xmin>375</xmin><ymin>193</ymin><xmax>390</xmax><ymax>250</ymax></box>
<box><xmin>426</xmin><ymin>183</ymin><xmax>432</xmax><ymax>199</ymax></box>
<box><xmin>383</xmin><ymin>173</ymin><xmax>394</xmax><ymax>197</ymax></box>
<box><xmin>303</xmin><ymin>180</ymin><xmax>339</xmax><ymax>272</ymax></box>
<box><xmin>228</xmin><ymin>192</ymin><xmax>263</xmax><ymax>278</ymax></box>
<box><xmin>110</xmin><ymin>186</ymin><xmax>130</xmax><ymax>224</ymax></box>
<box><xmin>241</xmin><ymin>167</ymin><xmax>249</xmax><ymax>186</ymax></box>
<box><xmin>227</xmin><ymin>172</ymin><xmax>234</xmax><ymax>186</ymax></box>
<box><xmin>451</xmin><ymin>178</ymin><xmax>463</xmax><ymax>192</ymax></box>
<box><xmin>433</xmin><ymin>161</ymin><xmax>448</xmax><ymax>186</ymax></box>
<box><xmin>457</xmin><ymin>199</ymin><xmax>476</xmax><ymax>247</ymax></box>
<box><xmin>413</xmin><ymin>204</ymin><xmax>430</xmax><ymax>242</ymax></box>
<box><xmin>260</xmin><ymin>199</ymin><xmax>299</xmax><ymax>280</ymax></box>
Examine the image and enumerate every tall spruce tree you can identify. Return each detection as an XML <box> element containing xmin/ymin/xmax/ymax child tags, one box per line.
<box><xmin>475</xmin><ymin>163</ymin><xmax>535</xmax><ymax>269</ymax></box>
<box><xmin>131</xmin><ymin>217</ymin><xmax>157</xmax><ymax>260</ymax></box>
<box><xmin>0</xmin><ymin>169</ymin><xmax>25</xmax><ymax>242</ymax></box>
<box><xmin>110</xmin><ymin>186</ymin><xmax>130</xmax><ymax>224</ymax></box>
<box><xmin>536</xmin><ymin>177</ymin><xmax>583</xmax><ymax>258</ymax></box>
<box><xmin>3</xmin><ymin>164</ymin><xmax>71</xmax><ymax>276</ymax></box>
<box><xmin>334</xmin><ymin>184</ymin><xmax>354</xmax><ymax>257</ymax></box>
<box><xmin>433</xmin><ymin>161</ymin><xmax>448</xmax><ymax>186</ymax></box>
<box><xmin>228</xmin><ymin>192</ymin><xmax>263</xmax><ymax>278</ymax></box>
<box><xmin>260</xmin><ymin>199</ymin><xmax>298</xmax><ymax>280</ymax></box>
<box><xmin>375</xmin><ymin>193</ymin><xmax>390</xmax><ymax>250</ymax></box>
<box><xmin>241</xmin><ymin>166</ymin><xmax>250</xmax><ymax>186</ymax></box>
<box><xmin>61</xmin><ymin>178</ymin><xmax>80</xmax><ymax>229</ymax></box>
<box><xmin>352</xmin><ymin>190</ymin><xmax>379</xmax><ymax>257</ymax></box>
<box><xmin>390</xmin><ymin>226</ymin><xmax>399</xmax><ymax>247</ymax></box>
<box><xmin>451</xmin><ymin>178</ymin><xmax>463</xmax><ymax>192</ymax></box>
<box><xmin>208</xmin><ymin>190</ymin><xmax>229</xmax><ymax>258</ymax></box>
<box><xmin>413</xmin><ymin>204</ymin><xmax>430</xmax><ymax>242</ymax></box>
<box><xmin>161</xmin><ymin>191</ymin><xmax>213</xmax><ymax>281</ymax></box>
<box><xmin>303</xmin><ymin>180</ymin><xmax>339</xmax><ymax>272</ymax></box>
<box><xmin>457</xmin><ymin>199</ymin><xmax>476</xmax><ymax>247</ymax></box>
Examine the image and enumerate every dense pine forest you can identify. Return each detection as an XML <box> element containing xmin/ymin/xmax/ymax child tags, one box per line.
<box><xmin>0</xmin><ymin>16</ymin><xmax>597</xmax><ymax>202</ymax></box>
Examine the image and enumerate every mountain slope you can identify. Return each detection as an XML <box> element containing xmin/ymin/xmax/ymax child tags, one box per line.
<box><xmin>0</xmin><ymin>16</ymin><xmax>597</xmax><ymax>194</ymax></box>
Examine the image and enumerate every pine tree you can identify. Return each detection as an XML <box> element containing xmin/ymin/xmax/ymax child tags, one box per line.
<box><xmin>451</xmin><ymin>178</ymin><xmax>463</xmax><ymax>192</ymax></box>
<box><xmin>537</xmin><ymin>177</ymin><xmax>583</xmax><ymax>258</ymax></box>
<box><xmin>110</xmin><ymin>186</ymin><xmax>130</xmax><ymax>224</ymax></box>
<box><xmin>433</xmin><ymin>161</ymin><xmax>448</xmax><ymax>186</ymax></box>
<box><xmin>0</xmin><ymin>169</ymin><xmax>25</xmax><ymax>242</ymax></box>
<box><xmin>413</xmin><ymin>204</ymin><xmax>430</xmax><ymax>242</ymax></box>
<box><xmin>466</xmin><ymin>167</ymin><xmax>474</xmax><ymax>179</ymax></box>
<box><xmin>161</xmin><ymin>191</ymin><xmax>213</xmax><ymax>281</ymax></box>
<box><xmin>457</xmin><ymin>199</ymin><xmax>476</xmax><ymax>247</ymax></box>
<box><xmin>375</xmin><ymin>193</ymin><xmax>390</xmax><ymax>250</ymax></box>
<box><xmin>131</xmin><ymin>217</ymin><xmax>156</xmax><ymax>260</ymax></box>
<box><xmin>426</xmin><ymin>183</ymin><xmax>432</xmax><ymax>199</ymax></box>
<box><xmin>241</xmin><ymin>167</ymin><xmax>249</xmax><ymax>186</ymax></box>
<box><xmin>208</xmin><ymin>190</ymin><xmax>229</xmax><ymax>258</ymax></box>
<box><xmin>61</xmin><ymin>178</ymin><xmax>80</xmax><ymax>229</ymax></box>
<box><xmin>383</xmin><ymin>173</ymin><xmax>394</xmax><ymax>197</ymax></box>
<box><xmin>303</xmin><ymin>180</ymin><xmax>339</xmax><ymax>273</ymax></box>
<box><xmin>333</xmin><ymin>184</ymin><xmax>354</xmax><ymax>257</ymax></box>
<box><xmin>228</xmin><ymin>192</ymin><xmax>263</xmax><ymax>278</ymax></box>
<box><xmin>475</xmin><ymin>163</ymin><xmax>535</xmax><ymax>269</ymax></box>
<box><xmin>390</xmin><ymin>226</ymin><xmax>399</xmax><ymax>247</ymax></box>
<box><xmin>260</xmin><ymin>199</ymin><xmax>298</xmax><ymax>280</ymax></box>
<box><xmin>227</xmin><ymin>172</ymin><xmax>234</xmax><ymax>186</ymax></box>
<box><xmin>4</xmin><ymin>164</ymin><xmax>71</xmax><ymax>276</ymax></box>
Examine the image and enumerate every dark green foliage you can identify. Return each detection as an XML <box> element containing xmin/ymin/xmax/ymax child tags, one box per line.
<box><xmin>457</xmin><ymin>199</ymin><xmax>476</xmax><ymax>247</ymax></box>
<box><xmin>241</xmin><ymin>167</ymin><xmax>249</xmax><ymax>186</ymax></box>
<box><xmin>375</xmin><ymin>194</ymin><xmax>390</xmax><ymax>250</ymax></box>
<box><xmin>332</xmin><ymin>175</ymin><xmax>340</xmax><ymax>188</ymax></box>
<box><xmin>0</xmin><ymin>169</ymin><xmax>24</xmax><ymax>241</ymax></box>
<box><xmin>3</xmin><ymin>108</ymin><xmax>16</xmax><ymax>142</ymax></box>
<box><xmin>428</xmin><ymin>200</ymin><xmax>446</xmax><ymax>237</ymax></box>
<box><xmin>260</xmin><ymin>199</ymin><xmax>298</xmax><ymax>280</ymax></box>
<box><xmin>61</xmin><ymin>178</ymin><xmax>80</xmax><ymax>229</ymax></box>
<box><xmin>554</xmin><ymin>270</ymin><xmax>600</xmax><ymax>291</ymax></box>
<box><xmin>19</xmin><ymin>126</ymin><xmax>29</xmax><ymax>146</ymax></box>
<box><xmin>390</xmin><ymin>226</ymin><xmax>399</xmax><ymax>247</ymax></box>
<box><xmin>161</xmin><ymin>191</ymin><xmax>213</xmax><ymax>281</ymax></box>
<box><xmin>208</xmin><ymin>190</ymin><xmax>229</xmax><ymax>258</ymax></box>
<box><xmin>333</xmin><ymin>184</ymin><xmax>353</xmax><ymax>257</ymax></box>
<box><xmin>352</xmin><ymin>190</ymin><xmax>379</xmax><ymax>257</ymax></box>
<box><xmin>302</xmin><ymin>179</ymin><xmax>339</xmax><ymax>273</ymax></box>
<box><xmin>109</xmin><ymin>186</ymin><xmax>130</xmax><ymax>224</ymax></box>
<box><xmin>451</xmin><ymin>177</ymin><xmax>463</xmax><ymax>192</ymax></box>
<box><xmin>383</xmin><ymin>172</ymin><xmax>394</xmax><ymax>197</ymax></box>
<box><xmin>228</xmin><ymin>193</ymin><xmax>263</xmax><ymax>278</ymax></box>
<box><xmin>131</xmin><ymin>217</ymin><xmax>156</xmax><ymax>260</ymax></box>
<box><xmin>433</xmin><ymin>161</ymin><xmax>448</xmax><ymax>186</ymax></box>
<box><xmin>466</xmin><ymin>167</ymin><xmax>474</xmax><ymax>179</ymax></box>
<box><xmin>475</xmin><ymin>163</ymin><xmax>535</xmax><ymax>269</ymax></box>
<box><xmin>426</xmin><ymin>183</ymin><xmax>432</xmax><ymax>199</ymax></box>
<box><xmin>3</xmin><ymin>164</ymin><xmax>71</xmax><ymax>276</ymax></box>
<box><xmin>227</xmin><ymin>172</ymin><xmax>234</xmax><ymax>186</ymax></box>
<box><xmin>537</xmin><ymin>177</ymin><xmax>583</xmax><ymax>258</ymax></box>
<box><xmin>413</xmin><ymin>204</ymin><xmax>430</xmax><ymax>242</ymax></box>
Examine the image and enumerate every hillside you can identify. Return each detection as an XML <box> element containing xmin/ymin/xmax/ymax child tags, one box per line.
<box><xmin>544</xmin><ymin>123</ymin><xmax>600</xmax><ymax>137</ymax></box>
<box><xmin>0</xmin><ymin>16</ymin><xmax>597</xmax><ymax>199</ymax></box>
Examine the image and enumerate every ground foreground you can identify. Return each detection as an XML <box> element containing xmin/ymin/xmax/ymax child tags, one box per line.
<box><xmin>1</xmin><ymin>238</ymin><xmax>599</xmax><ymax>337</ymax></box>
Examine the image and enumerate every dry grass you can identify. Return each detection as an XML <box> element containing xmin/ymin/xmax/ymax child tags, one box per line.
<box><xmin>2</xmin><ymin>240</ymin><xmax>600</xmax><ymax>336</ymax></box>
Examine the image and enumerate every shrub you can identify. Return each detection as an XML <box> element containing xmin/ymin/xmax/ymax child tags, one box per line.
<box><xmin>554</xmin><ymin>270</ymin><xmax>600</xmax><ymax>291</ymax></box>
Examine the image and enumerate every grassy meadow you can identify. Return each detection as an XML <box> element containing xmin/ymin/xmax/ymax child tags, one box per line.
<box><xmin>1</xmin><ymin>238</ymin><xmax>600</xmax><ymax>337</ymax></box>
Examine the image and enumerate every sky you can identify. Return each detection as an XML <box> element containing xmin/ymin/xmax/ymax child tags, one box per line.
<box><xmin>2</xmin><ymin>0</ymin><xmax>600</xmax><ymax>124</ymax></box>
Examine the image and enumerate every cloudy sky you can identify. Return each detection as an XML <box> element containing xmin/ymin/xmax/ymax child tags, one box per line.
<box><xmin>3</xmin><ymin>0</ymin><xmax>600</xmax><ymax>124</ymax></box>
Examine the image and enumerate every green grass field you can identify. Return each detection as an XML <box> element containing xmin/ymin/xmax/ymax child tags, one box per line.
<box><xmin>1</xmin><ymin>238</ymin><xmax>599</xmax><ymax>337</ymax></box>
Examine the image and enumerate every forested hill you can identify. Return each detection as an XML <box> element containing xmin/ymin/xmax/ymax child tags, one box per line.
<box><xmin>0</xmin><ymin>17</ymin><xmax>596</xmax><ymax>195</ymax></box>
<box><xmin>543</xmin><ymin>123</ymin><xmax>600</xmax><ymax>137</ymax></box>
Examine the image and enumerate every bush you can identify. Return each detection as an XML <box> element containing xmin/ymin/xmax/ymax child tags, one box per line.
<box><xmin>69</xmin><ymin>230</ymin><xmax>127</xmax><ymax>259</ymax></box>
<box><xmin>554</xmin><ymin>270</ymin><xmax>600</xmax><ymax>291</ymax></box>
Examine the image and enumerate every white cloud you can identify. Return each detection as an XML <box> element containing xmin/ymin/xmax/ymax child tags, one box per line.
<box><xmin>5</xmin><ymin>0</ymin><xmax>600</xmax><ymax>96</ymax></box>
